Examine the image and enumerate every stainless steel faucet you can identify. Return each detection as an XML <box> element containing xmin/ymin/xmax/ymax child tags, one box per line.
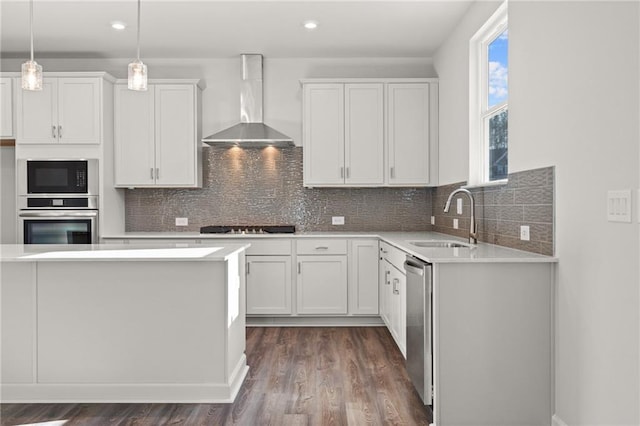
<box><xmin>443</xmin><ymin>188</ymin><xmax>478</xmax><ymax>244</ymax></box>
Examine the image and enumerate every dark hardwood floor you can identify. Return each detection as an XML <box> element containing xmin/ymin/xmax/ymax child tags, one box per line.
<box><xmin>1</xmin><ymin>327</ymin><xmax>431</xmax><ymax>425</ymax></box>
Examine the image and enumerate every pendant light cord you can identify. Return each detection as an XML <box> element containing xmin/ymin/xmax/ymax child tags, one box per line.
<box><xmin>29</xmin><ymin>0</ymin><xmax>34</xmax><ymax>61</ymax></box>
<box><xmin>136</xmin><ymin>0</ymin><xmax>141</xmax><ymax>60</ymax></box>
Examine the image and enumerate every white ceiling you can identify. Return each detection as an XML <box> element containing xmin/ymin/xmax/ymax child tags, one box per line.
<box><xmin>0</xmin><ymin>0</ymin><xmax>473</xmax><ymax>59</ymax></box>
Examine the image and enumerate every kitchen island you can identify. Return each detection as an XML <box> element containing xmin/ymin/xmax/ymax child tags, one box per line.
<box><xmin>0</xmin><ymin>243</ymin><xmax>249</xmax><ymax>403</ymax></box>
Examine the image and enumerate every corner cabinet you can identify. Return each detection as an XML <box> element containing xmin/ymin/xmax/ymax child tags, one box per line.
<box><xmin>17</xmin><ymin>76</ymin><xmax>108</xmax><ymax>145</ymax></box>
<box><xmin>114</xmin><ymin>80</ymin><xmax>203</xmax><ymax>188</ymax></box>
<box><xmin>301</xmin><ymin>78</ymin><xmax>438</xmax><ymax>187</ymax></box>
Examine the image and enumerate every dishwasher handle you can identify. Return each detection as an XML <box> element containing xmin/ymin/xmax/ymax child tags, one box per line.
<box><xmin>404</xmin><ymin>258</ymin><xmax>427</xmax><ymax>276</ymax></box>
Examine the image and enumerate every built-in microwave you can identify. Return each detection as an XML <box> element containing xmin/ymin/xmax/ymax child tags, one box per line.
<box><xmin>17</xmin><ymin>159</ymin><xmax>99</xmax><ymax>196</ymax></box>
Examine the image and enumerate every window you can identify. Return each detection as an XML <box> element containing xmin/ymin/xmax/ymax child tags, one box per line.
<box><xmin>469</xmin><ymin>2</ymin><xmax>508</xmax><ymax>185</ymax></box>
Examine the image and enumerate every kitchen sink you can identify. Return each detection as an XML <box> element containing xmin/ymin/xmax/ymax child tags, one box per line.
<box><xmin>408</xmin><ymin>240</ymin><xmax>473</xmax><ymax>248</ymax></box>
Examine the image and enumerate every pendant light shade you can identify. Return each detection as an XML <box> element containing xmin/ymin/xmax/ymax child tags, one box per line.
<box><xmin>22</xmin><ymin>0</ymin><xmax>42</xmax><ymax>91</ymax></box>
<box><xmin>128</xmin><ymin>0</ymin><xmax>147</xmax><ymax>91</ymax></box>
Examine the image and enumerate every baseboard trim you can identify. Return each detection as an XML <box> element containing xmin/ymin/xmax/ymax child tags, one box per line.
<box><xmin>247</xmin><ymin>315</ymin><xmax>384</xmax><ymax>327</ymax></box>
<box><xmin>552</xmin><ymin>414</ymin><xmax>569</xmax><ymax>426</ymax></box>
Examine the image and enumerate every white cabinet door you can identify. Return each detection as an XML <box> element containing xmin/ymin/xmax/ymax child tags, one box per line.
<box><xmin>389</xmin><ymin>265</ymin><xmax>407</xmax><ymax>357</ymax></box>
<box><xmin>344</xmin><ymin>84</ymin><xmax>384</xmax><ymax>185</ymax></box>
<box><xmin>349</xmin><ymin>239</ymin><xmax>379</xmax><ymax>315</ymax></box>
<box><xmin>380</xmin><ymin>259</ymin><xmax>392</xmax><ymax>328</ymax></box>
<box><xmin>154</xmin><ymin>84</ymin><xmax>196</xmax><ymax>186</ymax></box>
<box><xmin>0</xmin><ymin>77</ymin><xmax>14</xmax><ymax>138</ymax></box>
<box><xmin>297</xmin><ymin>255</ymin><xmax>348</xmax><ymax>314</ymax></box>
<box><xmin>303</xmin><ymin>84</ymin><xmax>344</xmax><ymax>186</ymax></box>
<box><xmin>57</xmin><ymin>78</ymin><xmax>101</xmax><ymax>144</ymax></box>
<box><xmin>387</xmin><ymin>83</ymin><xmax>430</xmax><ymax>186</ymax></box>
<box><xmin>114</xmin><ymin>85</ymin><xmax>155</xmax><ymax>186</ymax></box>
<box><xmin>246</xmin><ymin>255</ymin><xmax>292</xmax><ymax>315</ymax></box>
<box><xmin>17</xmin><ymin>78</ymin><xmax>57</xmax><ymax>144</ymax></box>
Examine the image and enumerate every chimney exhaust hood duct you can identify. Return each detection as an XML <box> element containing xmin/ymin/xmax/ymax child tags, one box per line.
<box><xmin>202</xmin><ymin>54</ymin><xmax>294</xmax><ymax>147</ymax></box>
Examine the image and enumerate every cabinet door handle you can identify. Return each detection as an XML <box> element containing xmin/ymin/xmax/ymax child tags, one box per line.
<box><xmin>150</xmin><ymin>168</ymin><xmax>154</xmax><ymax>180</ymax></box>
<box><xmin>346</xmin><ymin>167</ymin><xmax>350</xmax><ymax>178</ymax></box>
<box><xmin>58</xmin><ymin>126</ymin><xmax>62</xmax><ymax>138</ymax></box>
<box><xmin>156</xmin><ymin>168</ymin><xmax>159</xmax><ymax>179</ymax></box>
<box><xmin>298</xmin><ymin>262</ymin><xmax>301</xmax><ymax>274</ymax></box>
<box><xmin>52</xmin><ymin>126</ymin><xmax>57</xmax><ymax>138</ymax></box>
<box><xmin>390</xmin><ymin>166</ymin><xmax>395</xmax><ymax>179</ymax></box>
<box><xmin>340</xmin><ymin>167</ymin><xmax>344</xmax><ymax>179</ymax></box>
<box><xmin>393</xmin><ymin>278</ymin><xmax>400</xmax><ymax>294</ymax></box>
<box><xmin>247</xmin><ymin>262</ymin><xmax>250</xmax><ymax>275</ymax></box>
<box><xmin>385</xmin><ymin>270</ymin><xmax>391</xmax><ymax>285</ymax></box>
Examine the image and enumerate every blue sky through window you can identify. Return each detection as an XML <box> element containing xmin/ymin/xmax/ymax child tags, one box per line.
<box><xmin>488</xmin><ymin>29</ymin><xmax>508</xmax><ymax>108</ymax></box>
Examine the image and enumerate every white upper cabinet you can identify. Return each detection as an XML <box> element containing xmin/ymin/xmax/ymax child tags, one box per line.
<box><xmin>114</xmin><ymin>81</ymin><xmax>202</xmax><ymax>188</ymax></box>
<box><xmin>303</xmin><ymin>83</ymin><xmax>384</xmax><ymax>187</ymax></box>
<box><xmin>0</xmin><ymin>77</ymin><xmax>15</xmax><ymax>138</ymax></box>
<box><xmin>17</xmin><ymin>77</ymin><xmax>102</xmax><ymax>145</ymax></box>
<box><xmin>303</xmin><ymin>83</ymin><xmax>345</xmax><ymax>186</ymax></box>
<box><xmin>387</xmin><ymin>83</ymin><xmax>430</xmax><ymax>186</ymax></box>
<box><xmin>301</xmin><ymin>78</ymin><xmax>437</xmax><ymax>187</ymax></box>
<box><xmin>344</xmin><ymin>84</ymin><xmax>384</xmax><ymax>185</ymax></box>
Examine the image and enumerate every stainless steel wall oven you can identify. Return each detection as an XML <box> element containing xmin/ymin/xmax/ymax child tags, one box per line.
<box><xmin>17</xmin><ymin>159</ymin><xmax>99</xmax><ymax>244</ymax></box>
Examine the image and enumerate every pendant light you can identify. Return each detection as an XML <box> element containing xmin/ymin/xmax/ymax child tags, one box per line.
<box><xmin>21</xmin><ymin>0</ymin><xmax>42</xmax><ymax>91</ymax></box>
<box><xmin>128</xmin><ymin>0</ymin><xmax>147</xmax><ymax>91</ymax></box>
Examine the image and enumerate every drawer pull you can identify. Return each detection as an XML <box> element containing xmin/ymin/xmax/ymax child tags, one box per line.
<box><xmin>315</xmin><ymin>246</ymin><xmax>329</xmax><ymax>250</ymax></box>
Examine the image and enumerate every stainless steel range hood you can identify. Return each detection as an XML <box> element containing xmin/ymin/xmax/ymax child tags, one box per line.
<box><xmin>202</xmin><ymin>54</ymin><xmax>294</xmax><ymax>147</ymax></box>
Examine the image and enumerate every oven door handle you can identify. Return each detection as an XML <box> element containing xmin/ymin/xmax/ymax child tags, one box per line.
<box><xmin>18</xmin><ymin>210</ymin><xmax>98</xmax><ymax>218</ymax></box>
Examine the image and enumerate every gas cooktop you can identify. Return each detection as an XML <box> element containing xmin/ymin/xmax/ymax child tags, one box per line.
<box><xmin>200</xmin><ymin>225</ymin><xmax>296</xmax><ymax>234</ymax></box>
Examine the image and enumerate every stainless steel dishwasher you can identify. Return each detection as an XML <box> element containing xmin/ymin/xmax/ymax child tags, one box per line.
<box><xmin>404</xmin><ymin>255</ymin><xmax>433</xmax><ymax>405</ymax></box>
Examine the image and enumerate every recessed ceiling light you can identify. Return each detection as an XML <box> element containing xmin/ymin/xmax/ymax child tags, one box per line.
<box><xmin>111</xmin><ymin>21</ymin><xmax>126</xmax><ymax>30</ymax></box>
<box><xmin>303</xmin><ymin>20</ymin><xmax>318</xmax><ymax>30</ymax></box>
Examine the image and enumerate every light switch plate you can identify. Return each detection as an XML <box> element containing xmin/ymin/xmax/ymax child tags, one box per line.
<box><xmin>607</xmin><ymin>190</ymin><xmax>632</xmax><ymax>223</ymax></box>
<box><xmin>520</xmin><ymin>225</ymin><xmax>530</xmax><ymax>241</ymax></box>
<box><xmin>453</xmin><ymin>218</ymin><xmax>459</xmax><ymax>229</ymax></box>
<box><xmin>332</xmin><ymin>216</ymin><xmax>345</xmax><ymax>225</ymax></box>
<box><xmin>456</xmin><ymin>198</ymin><xmax>463</xmax><ymax>215</ymax></box>
<box><xmin>175</xmin><ymin>217</ymin><xmax>188</xmax><ymax>226</ymax></box>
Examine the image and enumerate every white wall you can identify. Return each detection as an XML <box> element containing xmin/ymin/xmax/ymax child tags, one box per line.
<box><xmin>432</xmin><ymin>0</ymin><xmax>502</xmax><ymax>185</ymax></box>
<box><xmin>0</xmin><ymin>57</ymin><xmax>436</xmax><ymax>147</ymax></box>
<box><xmin>434</xmin><ymin>1</ymin><xmax>640</xmax><ymax>424</ymax></box>
<box><xmin>510</xmin><ymin>2</ymin><xmax>639</xmax><ymax>425</ymax></box>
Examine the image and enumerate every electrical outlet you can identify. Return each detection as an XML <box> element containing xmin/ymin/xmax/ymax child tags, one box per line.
<box><xmin>175</xmin><ymin>217</ymin><xmax>188</xmax><ymax>226</ymax></box>
<box><xmin>453</xmin><ymin>218</ymin><xmax>459</xmax><ymax>229</ymax></box>
<box><xmin>607</xmin><ymin>190</ymin><xmax>632</xmax><ymax>223</ymax></box>
<box><xmin>456</xmin><ymin>198</ymin><xmax>463</xmax><ymax>215</ymax></box>
<box><xmin>520</xmin><ymin>225</ymin><xmax>530</xmax><ymax>241</ymax></box>
<box><xmin>430</xmin><ymin>216</ymin><xmax>435</xmax><ymax>225</ymax></box>
<box><xmin>332</xmin><ymin>216</ymin><xmax>345</xmax><ymax>225</ymax></box>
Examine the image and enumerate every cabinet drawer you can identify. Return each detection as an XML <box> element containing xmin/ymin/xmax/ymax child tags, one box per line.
<box><xmin>296</xmin><ymin>239</ymin><xmax>347</xmax><ymax>255</ymax></box>
<box><xmin>380</xmin><ymin>241</ymin><xmax>407</xmax><ymax>273</ymax></box>
<box><xmin>244</xmin><ymin>239</ymin><xmax>292</xmax><ymax>255</ymax></box>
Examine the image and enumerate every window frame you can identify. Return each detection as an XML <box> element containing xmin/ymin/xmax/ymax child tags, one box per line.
<box><xmin>469</xmin><ymin>1</ymin><xmax>508</xmax><ymax>187</ymax></box>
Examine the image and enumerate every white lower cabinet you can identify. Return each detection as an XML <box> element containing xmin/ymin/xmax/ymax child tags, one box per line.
<box><xmin>379</xmin><ymin>241</ymin><xmax>407</xmax><ymax>357</ymax></box>
<box><xmin>349</xmin><ymin>239</ymin><xmax>379</xmax><ymax>315</ymax></box>
<box><xmin>296</xmin><ymin>255</ymin><xmax>348</xmax><ymax>315</ymax></box>
<box><xmin>388</xmin><ymin>264</ymin><xmax>407</xmax><ymax>357</ymax></box>
<box><xmin>246</xmin><ymin>255</ymin><xmax>292</xmax><ymax>315</ymax></box>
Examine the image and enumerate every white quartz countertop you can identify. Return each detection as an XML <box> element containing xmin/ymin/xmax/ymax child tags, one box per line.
<box><xmin>0</xmin><ymin>243</ymin><xmax>250</xmax><ymax>262</ymax></box>
<box><xmin>101</xmin><ymin>231</ymin><xmax>557</xmax><ymax>264</ymax></box>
